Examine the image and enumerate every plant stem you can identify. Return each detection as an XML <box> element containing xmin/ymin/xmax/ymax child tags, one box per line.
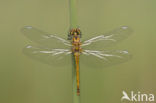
<box><xmin>69</xmin><ymin>0</ymin><xmax>80</xmax><ymax>103</ymax></box>
<box><xmin>69</xmin><ymin>0</ymin><xmax>78</xmax><ymax>28</ymax></box>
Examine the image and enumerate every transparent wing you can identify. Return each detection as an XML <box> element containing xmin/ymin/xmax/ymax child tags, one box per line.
<box><xmin>23</xmin><ymin>45</ymin><xmax>72</xmax><ymax>66</ymax></box>
<box><xmin>80</xmin><ymin>49</ymin><xmax>132</xmax><ymax>68</ymax></box>
<box><xmin>21</xmin><ymin>26</ymin><xmax>71</xmax><ymax>49</ymax></box>
<box><xmin>81</xmin><ymin>26</ymin><xmax>133</xmax><ymax>50</ymax></box>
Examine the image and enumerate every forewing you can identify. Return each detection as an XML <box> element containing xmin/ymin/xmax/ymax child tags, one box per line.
<box><xmin>82</xmin><ymin>26</ymin><xmax>133</xmax><ymax>50</ymax></box>
<box><xmin>80</xmin><ymin>49</ymin><xmax>132</xmax><ymax>68</ymax></box>
<box><xmin>21</xmin><ymin>26</ymin><xmax>71</xmax><ymax>49</ymax></box>
<box><xmin>23</xmin><ymin>45</ymin><xmax>72</xmax><ymax>66</ymax></box>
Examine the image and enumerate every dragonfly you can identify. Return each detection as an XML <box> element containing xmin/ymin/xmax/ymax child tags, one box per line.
<box><xmin>21</xmin><ymin>26</ymin><xmax>133</xmax><ymax>95</ymax></box>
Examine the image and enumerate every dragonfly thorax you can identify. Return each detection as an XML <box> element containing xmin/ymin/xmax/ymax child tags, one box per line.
<box><xmin>70</xmin><ymin>28</ymin><xmax>82</xmax><ymax>56</ymax></box>
<box><xmin>72</xmin><ymin>38</ymin><xmax>82</xmax><ymax>56</ymax></box>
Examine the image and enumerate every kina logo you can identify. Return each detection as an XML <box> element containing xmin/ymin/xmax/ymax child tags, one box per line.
<box><xmin>121</xmin><ymin>91</ymin><xmax>154</xmax><ymax>102</ymax></box>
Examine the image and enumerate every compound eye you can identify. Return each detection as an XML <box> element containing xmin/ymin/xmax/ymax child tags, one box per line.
<box><xmin>70</xmin><ymin>31</ymin><xmax>73</xmax><ymax>35</ymax></box>
<box><xmin>77</xmin><ymin>29</ymin><xmax>81</xmax><ymax>35</ymax></box>
<box><xmin>70</xmin><ymin>29</ymin><xmax>74</xmax><ymax>35</ymax></box>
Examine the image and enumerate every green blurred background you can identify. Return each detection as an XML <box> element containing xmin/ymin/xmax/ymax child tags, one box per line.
<box><xmin>0</xmin><ymin>0</ymin><xmax>156</xmax><ymax>103</ymax></box>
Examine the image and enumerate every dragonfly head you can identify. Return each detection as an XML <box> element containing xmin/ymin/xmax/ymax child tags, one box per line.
<box><xmin>68</xmin><ymin>28</ymin><xmax>81</xmax><ymax>40</ymax></box>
